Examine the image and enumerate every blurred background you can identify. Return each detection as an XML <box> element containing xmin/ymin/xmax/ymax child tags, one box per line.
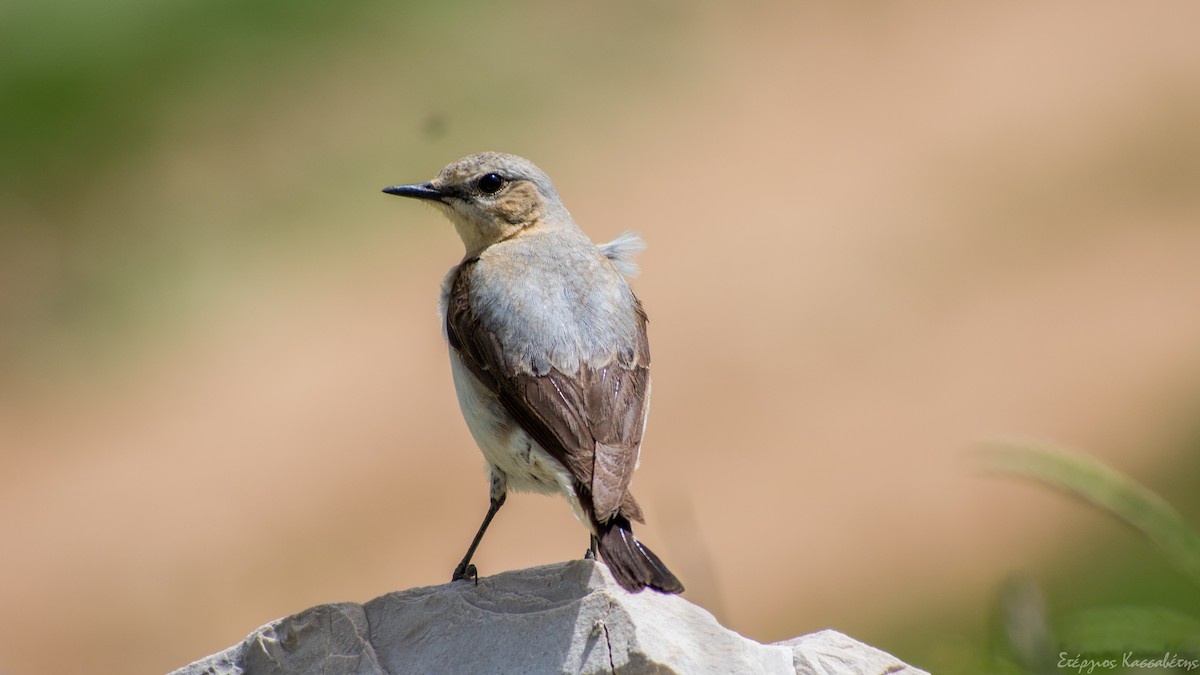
<box><xmin>3</xmin><ymin>1</ymin><xmax>1200</xmax><ymax>673</ymax></box>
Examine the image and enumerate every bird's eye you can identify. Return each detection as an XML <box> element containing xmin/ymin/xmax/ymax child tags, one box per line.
<box><xmin>476</xmin><ymin>173</ymin><xmax>505</xmax><ymax>194</ymax></box>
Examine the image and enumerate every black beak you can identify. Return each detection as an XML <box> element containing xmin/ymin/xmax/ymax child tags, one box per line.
<box><xmin>382</xmin><ymin>182</ymin><xmax>444</xmax><ymax>201</ymax></box>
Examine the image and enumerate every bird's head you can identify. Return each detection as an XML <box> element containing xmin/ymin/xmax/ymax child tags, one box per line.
<box><xmin>384</xmin><ymin>152</ymin><xmax>571</xmax><ymax>257</ymax></box>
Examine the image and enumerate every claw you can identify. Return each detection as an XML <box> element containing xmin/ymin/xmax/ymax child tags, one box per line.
<box><xmin>452</xmin><ymin>562</ymin><xmax>479</xmax><ymax>585</ymax></box>
<box><xmin>451</xmin><ymin>492</ymin><xmax>506</xmax><ymax>588</ymax></box>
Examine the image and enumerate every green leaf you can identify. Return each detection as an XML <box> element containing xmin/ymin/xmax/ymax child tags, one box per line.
<box><xmin>977</xmin><ymin>442</ymin><xmax>1200</xmax><ymax>590</ymax></box>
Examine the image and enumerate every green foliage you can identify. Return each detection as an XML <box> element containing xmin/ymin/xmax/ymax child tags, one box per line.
<box><xmin>0</xmin><ymin>0</ymin><xmax>387</xmax><ymax>193</ymax></box>
<box><xmin>980</xmin><ymin>442</ymin><xmax>1200</xmax><ymax>671</ymax></box>
<box><xmin>979</xmin><ymin>442</ymin><xmax>1200</xmax><ymax>590</ymax></box>
<box><xmin>1057</xmin><ymin>607</ymin><xmax>1200</xmax><ymax>655</ymax></box>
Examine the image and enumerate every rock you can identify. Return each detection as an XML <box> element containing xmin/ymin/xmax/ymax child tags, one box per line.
<box><xmin>170</xmin><ymin>560</ymin><xmax>927</xmax><ymax>675</ymax></box>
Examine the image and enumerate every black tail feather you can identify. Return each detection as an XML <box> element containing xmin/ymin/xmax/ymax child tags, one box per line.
<box><xmin>596</xmin><ymin>515</ymin><xmax>684</xmax><ymax>594</ymax></box>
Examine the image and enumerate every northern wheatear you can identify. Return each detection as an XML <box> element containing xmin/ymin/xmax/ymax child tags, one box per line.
<box><xmin>383</xmin><ymin>152</ymin><xmax>683</xmax><ymax>594</ymax></box>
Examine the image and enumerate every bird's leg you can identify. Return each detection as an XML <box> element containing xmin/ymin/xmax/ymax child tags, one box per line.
<box><xmin>584</xmin><ymin>534</ymin><xmax>599</xmax><ymax>560</ymax></box>
<box><xmin>452</xmin><ymin>472</ymin><xmax>507</xmax><ymax>584</ymax></box>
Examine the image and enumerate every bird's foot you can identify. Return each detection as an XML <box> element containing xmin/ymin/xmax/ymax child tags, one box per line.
<box><xmin>452</xmin><ymin>562</ymin><xmax>478</xmax><ymax>585</ymax></box>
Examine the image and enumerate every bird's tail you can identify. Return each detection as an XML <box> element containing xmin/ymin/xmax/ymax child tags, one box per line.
<box><xmin>596</xmin><ymin>515</ymin><xmax>684</xmax><ymax>594</ymax></box>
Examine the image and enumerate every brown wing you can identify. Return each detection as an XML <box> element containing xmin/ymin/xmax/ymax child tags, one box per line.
<box><xmin>445</xmin><ymin>258</ymin><xmax>650</xmax><ymax>524</ymax></box>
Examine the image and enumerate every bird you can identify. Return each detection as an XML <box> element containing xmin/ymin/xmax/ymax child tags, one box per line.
<box><xmin>383</xmin><ymin>152</ymin><xmax>684</xmax><ymax>594</ymax></box>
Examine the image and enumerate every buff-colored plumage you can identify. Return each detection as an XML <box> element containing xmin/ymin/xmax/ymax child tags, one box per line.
<box><xmin>384</xmin><ymin>152</ymin><xmax>682</xmax><ymax>593</ymax></box>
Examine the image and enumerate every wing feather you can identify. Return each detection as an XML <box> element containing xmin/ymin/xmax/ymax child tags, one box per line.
<box><xmin>445</xmin><ymin>258</ymin><xmax>649</xmax><ymax>524</ymax></box>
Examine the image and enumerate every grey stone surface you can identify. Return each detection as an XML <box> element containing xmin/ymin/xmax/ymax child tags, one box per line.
<box><xmin>170</xmin><ymin>560</ymin><xmax>928</xmax><ymax>675</ymax></box>
<box><xmin>781</xmin><ymin>629</ymin><xmax>926</xmax><ymax>675</ymax></box>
